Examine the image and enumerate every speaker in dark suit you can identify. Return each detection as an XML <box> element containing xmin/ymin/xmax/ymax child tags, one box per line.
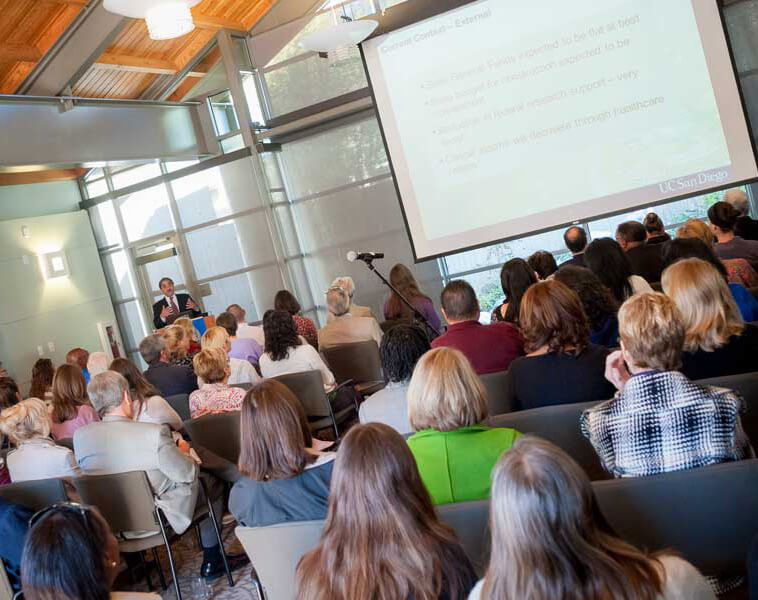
<box><xmin>152</xmin><ymin>277</ymin><xmax>202</xmax><ymax>329</ymax></box>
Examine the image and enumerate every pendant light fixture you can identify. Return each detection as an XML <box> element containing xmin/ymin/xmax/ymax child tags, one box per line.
<box><xmin>104</xmin><ymin>0</ymin><xmax>202</xmax><ymax>41</ymax></box>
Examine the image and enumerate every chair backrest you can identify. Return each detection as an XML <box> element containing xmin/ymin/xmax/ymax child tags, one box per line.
<box><xmin>479</xmin><ymin>370</ymin><xmax>513</xmax><ymax>416</ymax></box>
<box><xmin>72</xmin><ymin>471</ymin><xmax>160</xmax><ymax>533</ymax></box>
<box><xmin>272</xmin><ymin>371</ymin><xmax>331</xmax><ymax>419</ymax></box>
<box><xmin>696</xmin><ymin>371</ymin><xmax>758</xmax><ymax>446</ymax></box>
<box><xmin>0</xmin><ymin>478</ymin><xmax>68</xmax><ymax>511</ymax></box>
<box><xmin>488</xmin><ymin>400</ymin><xmax>609</xmax><ymax>480</ymax></box>
<box><xmin>437</xmin><ymin>500</ymin><xmax>490</xmax><ymax>575</ymax></box>
<box><xmin>165</xmin><ymin>393</ymin><xmax>191</xmax><ymax>422</ymax></box>
<box><xmin>236</xmin><ymin>521</ymin><xmax>323</xmax><ymax>600</ymax></box>
<box><xmin>183</xmin><ymin>411</ymin><xmax>241</xmax><ymax>464</ymax></box>
<box><xmin>594</xmin><ymin>458</ymin><xmax>758</xmax><ymax>577</ymax></box>
<box><xmin>321</xmin><ymin>341</ymin><xmax>383</xmax><ymax>385</ymax></box>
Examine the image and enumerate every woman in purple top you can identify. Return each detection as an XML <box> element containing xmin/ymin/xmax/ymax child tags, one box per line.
<box><xmin>49</xmin><ymin>364</ymin><xmax>99</xmax><ymax>440</ymax></box>
<box><xmin>216</xmin><ymin>311</ymin><xmax>263</xmax><ymax>364</ymax></box>
<box><xmin>383</xmin><ymin>264</ymin><xmax>442</xmax><ymax>332</ymax></box>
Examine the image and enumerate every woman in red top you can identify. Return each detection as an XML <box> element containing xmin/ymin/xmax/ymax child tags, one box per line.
<box><xmin>274</xmin><ymin>290</ymin><xmax>318</xmax><ymax>347</ymax></box>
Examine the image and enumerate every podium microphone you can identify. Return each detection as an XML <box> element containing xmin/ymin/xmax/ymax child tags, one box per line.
<box><xmin>346</xmin><ymin>251</ymin><xmax>385</xmax><ymax>263</ymax></box>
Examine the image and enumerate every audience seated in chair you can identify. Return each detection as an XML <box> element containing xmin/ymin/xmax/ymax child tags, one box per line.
<box><xmin>643</xmin><ymin>212</ymin><xmax>672</xmax><ymax>245</ymax></box>
<box><xmin>0</xmin><ymin>398</ymin><xmax>81</xmax><ymax>482</ymax></box>
<box><xmin>528</xmin><ymin>250</ymin><xmax>558</xmax><ymax>281</ymax></box>
<box><xmin>662</xmin><ymin>236</ymin><xmax>758</xmax><ymax>322</ymax></box>
<box><xmin>216</xmin><ymin>311</ymin><xmax>262</xmax><ymax>365</ymax></box>
<box><xmin>725</xmin><ymin>188</ymin><xmax>758</xmax><ymax>242</ymax></box>
<box><xmin>75</xmin><ymin>371</ymin><xmax>242</xmax><ymax>579</ymax></box>
<box><xmin>260</xmin><ymin>310</ymin><xmax>336</xmax><ymax>392</ymax></box>
<box><xmin>507</xmin><ymin>280</ymin><xmax>615</xmax><ymax>411</ymax></box>
<box><xmin>561</xmin><ymin>225</ymin><xmax>588</xmax><ymax>267</ymax></box>
<box><xmin>230</xmin><ymin>380</ymin><xmax>335</xmax><ymax>527</ymax></box>
<box><xmin>296</xmin><ymin>423</ymin><xmax>477</xmax><ymax>600</ymax></box>
<box><xmin>318</xmin><ymin>285</ymin><xmax>383</xmax><ymax>350</ymax></box>
<box><xmin>174</xmin><ymin>317</ymin><xmax>202</xmax><ymax>354</ymax></box>
<box><xmin>87</xmin><ymin>352</ymin><xmax>110</xmax><ymax>379</ymax></box>
<box><xmin>383</xmin><ymin>263</ymin><xmax>442</xmax><ymax>333</ymax></box>
<box><xmin>581</xmin><ymin>292</ymin><xmax>751</xmax><ymax>479</ymax></box>
<box><xmin>109</xmin><ymin>358</ymin><xmax>183</xmax><ymax>430</ymax></box>
<box><xmin>490</xmin><ymin>258</ymin><xmax>537</xmax><ymax>324</ymax></box>
<box><xmin>66</xmin><ymin>347</ymin><xmax>91</xmax><ymax>384</ymax></box>
<box><xmin>274</xmin><ymin>290</ymin><xmax>319</xmax><ymax>347</ymax></box>
<box><xmin>49</xmin><ymin>364</ymin><xmax>99</xmax><ymax>440</ymax></box>
<box><xmin>406</xmin><ymin>347</ymin><xmax>520</xmax><ymax>505</ymax></box>
<box><xmin>189</xmin><ymin>348</ymin><xmax>246</xmax><ymax>419</ymax></box>
<box><xmin>661</xmin><ymin>258</ymin><xmax>758</xmax><ymax>379</ymax></box>
<box><xmin>29</xmin><ymin>358</ymin><xmax>54</xmax><ymax>404</ymax></box>
<box><xmin>326</xmin><ymin>276</ymin><xmax>376</xmax><ymax>322</ymax></box>
<box><xmin>0</xmin><ymin>377</ymin><xmax>21</xmax><ymax>410</ymax></box>
<box><xmin>554</xmin><ymin>266</ymin><xmax>620</xmax><ymax>348</ymax></box>
<box><xmin>200</xmin><ymin>326</ymin><xmax>260</xmax><ymax>387</ymax></box>
<box><xmin>359</xmin><ymin>324</ymin><xmax>430</xmax><ymax>434</ymax></box>
<box><xmin>226</xmin><ymin>303</ymin><xmax>265</xmax><ymax>347</ymax></box>
<box><xmin>0</xmin><ymin>498</ymin><xmax>33</xmax><ymax>592</ymax></box>
<box><xmin>21</xmin><ymin>502</ymin><xmax>160</xmax><ymax>600</ymax></box>
<box><xmin>615</xmin><ymin>221</ymin><xmax>664</xmax><ymax>284</ymax></box>
<box><xmin>160</xmin><ymin>323</ymin><xmax>197</xmax><ymax>371</ymax></box>
<box><xmin>584</xmin><ymin>238</ymin><xmax>652</xmax><ymax>304</ymax></box>
<box><xmin>432</xmin><ymin>280</ymin><xmax>523</xmax><ymax>374</ymax></box>
<box><xmin>468</xmin><ymin>435</ymin><xmax>715</xmax><ymax>600</ymax></box>
<box><xmin>709</xmin><ymin>201</ymin><xmax>758</xmax><ymax>272</ymax></box>
<box><xmin>140</xmin><ymin>333</ymin><xmax>197</xmax><ymax>397</ymax></box>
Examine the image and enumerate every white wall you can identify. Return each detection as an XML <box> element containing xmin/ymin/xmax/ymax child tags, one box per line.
<box><xmin>0</xmin><ymin>211</ymin><xmax>118</xmax><ymax>392</ymax></box>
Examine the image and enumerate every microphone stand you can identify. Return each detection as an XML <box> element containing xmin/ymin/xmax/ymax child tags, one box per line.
<box><xmin>360</xmin><ymin>259</ymin><xmax>440</xmax><ymax>339</ymax></box>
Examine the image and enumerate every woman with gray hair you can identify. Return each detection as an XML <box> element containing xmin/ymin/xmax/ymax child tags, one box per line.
<box><xmin>469</xmin><ymin>436</ymin><xmax>714</xmax><ymax>599</ymax></box>
<box><xmin>327</xmin><ymin>276</ymin><xmax>375</xmax><ymax>321</ymax></box>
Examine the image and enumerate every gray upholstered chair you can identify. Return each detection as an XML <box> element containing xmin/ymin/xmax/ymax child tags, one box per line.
<box><xmin>437</xmin><ymin>499</ymin><xmax>490</xmax><ymax>575</ymax></box>
<box><xmin>487</xmin><ymin>400</ymin><xmax>608</xmax><ymax>480</ymax></box>
<box><xmin>696</xmin><ymin>371</ymin><xmax>758</xmax><ymax>447</ymax></box>
<box><xmin>478</xmin><ymin>369</ymin><xmax>514</xmax><ymax>416</ymax></box>
<box><xmin>0</xmin><ymin>477</ymin><xmax>67</xmax><ymax>510</ymax></box>
<box><xmin>165</xmin><ymin>393</ymin><xmax>191</xmax><ymax>422</ymax></box>
<box><xmin>183</xmin><ymin>411</ymin><xmax>240</xmax><ymax>464</ymax></box>
<box><xmin>236</xmin><ymin>520</ymin><xmax>323</xmax><ymax>600</ymax></box>
<box><xmin>320</xmin><ymin>340</ymin><xmax>386</xmax><ymax>396</ymax></box>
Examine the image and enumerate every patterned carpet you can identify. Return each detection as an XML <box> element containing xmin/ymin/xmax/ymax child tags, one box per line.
<box><xmin>117</xmin><ymin>523</ymin><xmax>262</xmax><ymax>600</ymax></box>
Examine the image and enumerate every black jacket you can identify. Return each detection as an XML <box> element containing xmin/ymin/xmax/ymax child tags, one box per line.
<box><xmin>144</xmin><ymin>362</ymin><xmax>198</xmax><ymax>397</ymax></box>
<box><xmin>152</xmin><ymin>293</ymin><xmax>201</xmax><ymax>329</ymax></box>
<box><xmin>625</xmin><ymin>243</ymin><xmax>663</xmax><ymax>283</ymax></box>
<box><xmin>736</xmin><ymin>216</ymin><xmax>758</xmax><ymax>242</ymax></box>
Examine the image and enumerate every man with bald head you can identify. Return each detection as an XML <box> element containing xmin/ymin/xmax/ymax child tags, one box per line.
<box><xmin>561</xmin><ymin>225</ymin><xmax>588</xmax><ymax>267</ymax></box>
<box><xmin>725</xmin><ymin>188</ymin><xmax>758</xmax><ymax>241</ymax></box>
<box><xmin>225</xmin><ymin>303</ymin><xmax>264</xmax><ymax>347</ymax></box>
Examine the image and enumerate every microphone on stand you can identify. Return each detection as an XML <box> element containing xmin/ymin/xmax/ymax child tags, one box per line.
<box><xmin>346</xmin><ymin>251</ymin><xmax>385</xmax><ymax>263</ymax></box>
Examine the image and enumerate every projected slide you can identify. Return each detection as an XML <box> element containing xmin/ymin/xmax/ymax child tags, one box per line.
<box><xmin>363</xmin><ymin>0</ymin><xmax>758</xmax><ymax>260</ymax></box>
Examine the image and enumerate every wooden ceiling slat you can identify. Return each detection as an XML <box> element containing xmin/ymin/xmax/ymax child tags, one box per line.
<box><xmin>0</xmin><ymin>168</ymin><xmax>88</xmax><ymax>186</ymax></box>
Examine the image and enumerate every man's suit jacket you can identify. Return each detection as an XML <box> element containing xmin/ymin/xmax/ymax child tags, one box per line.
<box><xmin>152</xmin><ymin>293</ymin><xmax>201</xmax><ymax>329</ymax></box>
<box><xmin>561</xmin><ymin>253</ymin><xmax>586</xmax><ymax>268</ymax></box>
<box><xmin>144</xmin><ymin>362</ymin><xmax>198</xmax><ymax>397</ymax></box>
<box><xmin>318</xmin><ymin>315</ymin><xmax>383</xmax><ymax>350</ymax></box>
<box><xmin>74</xmin><ymin>416</ymin><xmax>198</xmax><ymax>533</ymax></box>
<box><xmin>625</xmin><ymin>243</ymin><xmax>663</xmax><ymax>283</ymax></box>
<box><xmin>736</xmin><ymin>216</ymin><xmax>758</xmax><ymax>242</ymax></box>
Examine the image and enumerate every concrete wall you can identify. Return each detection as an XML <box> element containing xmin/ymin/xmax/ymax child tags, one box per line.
<box><xmin>0</xmin><ymin>211</ymin><xmax>118</xmax><ymax>393</ymax></box>
<box><xmin>0</xmin><ymin>180</ymin><xmax>81</xmax><ymax>221</ymax></box>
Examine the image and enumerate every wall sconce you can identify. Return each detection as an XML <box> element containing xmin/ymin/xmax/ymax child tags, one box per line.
<box><xmin>40</xmin><ymin>251</ymin><xmax>69</xmax><ymax>280</ymax></box>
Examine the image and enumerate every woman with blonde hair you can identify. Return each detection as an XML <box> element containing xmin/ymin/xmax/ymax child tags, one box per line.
<box><xmin>296</xmin><ymin>423</ymin><xmax>477</xmax><ymax>600</ymax></box>
<box><xmin>677</xmin><ymin>217</ymin><xmax>758</xmax><ymax>287</ymax></box>
<box><xmin>0</xmin><ymin>398</ymin><xmax>81</xmax><ymax>482</ymax></box>
<box><xmin>201</xmin><ymin>326</ymin><xmax>259</xmax><ymax>386</ymax></box>
<box><xmin>188</xmin><ymin>347</ymin><xmax>246</xmax><ymax>419</ymax></box>
<box><xmin>662</xmin><ymin>258</ymin><xmax>758</xmax><ymax>378</ymax></box>
<box><xmin>49</xmin><ymin>364</ymin><xmax>99</xmax><ymax>440</ymax></box>
<box><xmin>470</xmin><ymin>436</ymin><xmax>715</xmax><ymax>599</ymax></box>
<box><xmin>383</xmin><ymin>263</ymin><xmax>441</xmax><ymax>332</ymax></box>
<box><xmin>174</xmin><ymin>317</ymin><xmax>201</xmax><ymax>354</ymax></box>
<box><xmin>406</xmin><ymin>347</ymin><xmax>520</xmax><ymax>505</ymax></box>
<box><xmin>161</xmin><ymin>324</ymin><xmax>195</xmax><ymax>369</ymax></box>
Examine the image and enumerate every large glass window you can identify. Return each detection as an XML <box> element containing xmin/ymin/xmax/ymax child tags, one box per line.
<box><xmin>118</xmin><ymin>185</ymin><xmax>174</xmax><ymax>242</ymax></box>
<box><xmin>90</xmin><ymin>201</ymin><xmax>121</xmax><ymax>248</ymax></box>
<box><xmin>209</xmin><ymin>90</ymin><xmax>240</xmax><ymax>136</ymax></box>
<box><xmin>101</xmin><ymin>250</ymin><xmax>137</xmax><ymax>301</ymax></box>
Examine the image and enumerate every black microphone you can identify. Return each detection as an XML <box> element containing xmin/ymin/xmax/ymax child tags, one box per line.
<box><xmin>346</xmin><ymin>251</ymin><xmax>385</xmax><ymax>263</ymax></box>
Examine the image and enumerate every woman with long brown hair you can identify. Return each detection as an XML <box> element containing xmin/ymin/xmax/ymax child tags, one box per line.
<box><xmin>109</xmin><ymin>358</ymin><xmax>183</xmax><ymax>431</ymax></box>
<box><xmin>471</xmin><ymin>436</ymin><xmax>715</xmax><ymax>599</ymax></box>
<box><xmin>296</xmin><ymin>422</ymin><xmax>476</xmax><ymax>600</ymax></box>
<box><xmin>49</xmin><ymin>364</ymin><xmax>99</xmax><ymax>440</ymax></box>
<box><xmin>506</xmin><ymin>279</ymin><xmax>615</xmax><ymax>411</ymax></box>
<box><xmin>29</xmin><ymin>358</ymin><xmax>54</xmax><ymax>402</ymax></box>
<box><xmin>383</xmin><ymin>263</ymin><xmax>442</xmax><ymax>332</ymax></box>
<box><xmin>229</xmin><ymin>380</ymin><xmax>334</xmax><ymax>527</ymax></box>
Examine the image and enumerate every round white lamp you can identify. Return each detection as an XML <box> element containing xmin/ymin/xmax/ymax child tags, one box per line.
<box><xmin>103</xmin><ymin>0</ymin><xmax>202</xmax><ymax>40</ymax></box>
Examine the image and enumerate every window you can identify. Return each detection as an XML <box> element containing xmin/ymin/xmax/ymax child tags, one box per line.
<box><xmin>118</xmin><ymin>185</ymin><xmax>174</xmax><ymax>242</ymax></box>
<box><xmin>209</xmin><ymin>90</ymin><xmax>240</xmax><ymax>136</ymax></box>
<box><xmin>85</xmin><ymin>178</ymin><xmax>108</xmax><ymax>198</ymax></box>
<box><xmin>111</xmin><ymin>163</ymin><xmax>162</xmax><ymax>190</ymax></box>
<box><xmin>144</xmin><ymin>253</ymin><xmax>185</xmax><ymax>293</ymax></box>
<box><xmin>220</xmin><ymin>134</ymin><xmax>245</xmax><ymax>153</ymax></box>
<box><xmin>89</xmin><ymin>201</ymin><xmax>121</xmax><ymax>248</ymax></box>
<box><xmin>101</xmin><ymin>250</ymin><xmax>137</xmax><ymax>301</ymax></box>
<box><xmin>115</xmin><ymin>301</ymin><xmax>149</xmax><ymax>351</ymax></box>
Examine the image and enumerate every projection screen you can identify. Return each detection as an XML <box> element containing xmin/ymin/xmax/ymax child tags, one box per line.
<box><xmin>362</xmin><ymin>0</ymin><xmax>758</xmax><ymax>261</ymax></box>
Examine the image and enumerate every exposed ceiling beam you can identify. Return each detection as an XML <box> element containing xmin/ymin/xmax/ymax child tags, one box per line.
<box><xmin>0</xmin><ymin>45</ymin><xmax>42</xmax><ymax>64</ymax></box>
<box><xmin>40</xmin><ymin>0</ymin><xmax>89</xmax><ymax>5</ymax></box>
<box><xmin>0</xmin><ymin>168</ymin><xmax>87</xmax><ymax>186</ymax></box>
<box><xmin>191</xmin><ymin>13</ymin><xmax>247</xmax><ymax>34</ymax></box>
<box><xmin>95</xmin><ymin>52</ymin><xmax>209</xmax><ymax>76</ymax></box>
